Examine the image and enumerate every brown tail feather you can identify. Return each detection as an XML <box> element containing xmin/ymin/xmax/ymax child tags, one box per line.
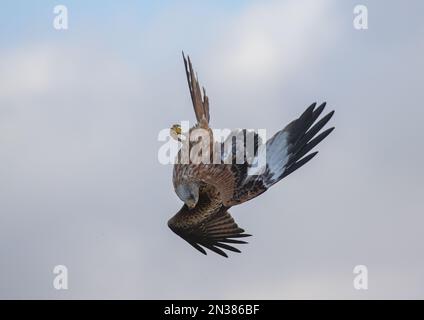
<box><xmin>182</xmin><ymin>52</ymin><xmax>210</xmax><ymax>128</ymax></box>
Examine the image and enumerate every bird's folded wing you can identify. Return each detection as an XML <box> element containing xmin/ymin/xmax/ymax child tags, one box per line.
<box><xmin>168</xmin><ymin>206</ymin><xmax>251</xmax><ymax>258</ymax></box>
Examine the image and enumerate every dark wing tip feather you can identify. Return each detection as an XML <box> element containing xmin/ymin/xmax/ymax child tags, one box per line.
<box><xmin>203</xmin><ymin>244</ymin><xmax>229</xmax><ymax>257</ymax></box>
<box><xmin>168</xmin><ymin>207</ymin><xmax>250</xmax><ymax>258</ymax></box>
<box><xmin>215</xmin><ymin>242</ymin><xmax>242</xmax><ymax>253</ymax></box>
<box><xmin>305</xmin><ymin>102</ymin><xmax>317</xmax><ymax>113</ymax></box>
<box><xmin>221</xmin><ymin>238</ymin><xmax>249</xmax><ymax>244</ymax></box>
<box><xmin>295</xmin><ymin>126</ymin><xmax>335</xmax><ymax>161</ymax></box>
<box><xmin>188</xmin><ymin>241</ymin><xmax>207</xmax><ymax>255</ymax></box>
<box><xmin>281</xmin><ymin>102</ymin><xmax>334</xmax><ymax>179</ymax></box>
<box><xmin>281</xmin><ymin>151</ymin><xmax>318</xmax><ymax>179</ymax></box>
<box><xmin>311</xmin><ymin>102</ymin><xmax>326</xmax><ymax>123</ymax></box>
<box><xmin>181</xmin><ymin>52</ymin><xmax>210</xmax><ymax>126</ymax></box>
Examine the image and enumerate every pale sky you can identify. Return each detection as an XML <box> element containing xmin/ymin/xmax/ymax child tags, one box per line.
<box><xmin>0</xmin><ymin>0</ymin><xmax>423</xmax><ymax>299</ymax></box>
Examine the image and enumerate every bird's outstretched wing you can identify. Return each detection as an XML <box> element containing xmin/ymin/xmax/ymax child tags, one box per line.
<box><xmin>183</xmin><ymin>52</ymin><xmax>210</xmax><ymax>128</ymax></box>
<box><xmin>168</xmin><ymin>205</ymin><xmax>251</xmax><ymax>258</ymax></box>
<box><xmin>178</xmin><ymin>102</ymin><xmax>334</xmax><ymax>207</ymax></box>
<box><xmin>225</xmin><ymin>102</ymin><xmax>335</xmax><ymax>206</ymax></box>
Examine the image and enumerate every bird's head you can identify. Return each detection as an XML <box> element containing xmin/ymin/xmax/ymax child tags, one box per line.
<box><xmin>170</xmin><ymin>124</ymin><xmax>182</xmax><ymax>141</ymax></box>
<box><xmin>176</xmin><ymin>182</ymin><xmax>199</xmax><ymax>209</ymax></box>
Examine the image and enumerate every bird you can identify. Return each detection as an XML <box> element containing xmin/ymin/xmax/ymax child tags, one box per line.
<box><xmin>167</xmin><ymin>53</ymin><xmax>335</xmax><ymax>257</ymax></box>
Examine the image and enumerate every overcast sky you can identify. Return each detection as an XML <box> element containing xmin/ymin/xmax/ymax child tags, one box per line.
<box><xmin>0</xmin><ymin>0</ymin><xmax>423</xmax><ymax>299</ymax></box>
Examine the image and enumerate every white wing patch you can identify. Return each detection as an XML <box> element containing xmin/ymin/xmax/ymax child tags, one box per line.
<box><xmin>246</xmin><ymin>130</ymin><xmax>290</xmax><ymax>187</ymax></box>
<box><xmin>264</xmin><ymin>131</ymin><xmax>290</xmax><ymax>186</ymax></box>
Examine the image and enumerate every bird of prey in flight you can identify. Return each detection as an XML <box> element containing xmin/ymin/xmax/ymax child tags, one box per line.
<box><xmin>168</xmin><ymin>53</ymin><xmax>334</xmax><ymax>257</ymax></box>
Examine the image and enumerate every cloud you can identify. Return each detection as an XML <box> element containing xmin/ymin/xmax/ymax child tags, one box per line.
<box><xmin>209</xmin><ymin>0</ymin><xmax>339</xmax><ymax>87</ymax></box>
<box><xmin>0</xmin><ymin>46</ymin><xmax>53</xmax><ymax>99</ymax></box>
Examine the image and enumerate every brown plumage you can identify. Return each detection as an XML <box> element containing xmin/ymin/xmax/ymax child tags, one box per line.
<box><xmin>168</xmin><ymin>53</ymin><xmax>335</xmax><ymax>257</ymax></box>
<box><xmin>168</xmin><ymin>184</ymin><xmax>250</xmax><ymax>257</ymax></box>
